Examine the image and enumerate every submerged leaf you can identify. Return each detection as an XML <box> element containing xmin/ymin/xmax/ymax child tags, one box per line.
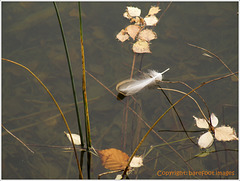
<box><xmin>148</xmin><ymin>6</ymin><xmax>161</xmax><ymax>16</ymax></box>
<box><xmin>138</xmin><ymin>29</ymin><xmax>157</xmax><ymax>42</ymax></box>
<box><xmin>116</xmin><ymin>29</ymin><xmax>129</xmax><ymax>42</ymax></box>
<box><xmin>97</xmin><ymin>148</ymin><xmax>129</xmax><ymax>171</ymax></box>
<box><xmin>64</xmin><ymin>131</ymin><xmax>81</xmax><ymax>145</ymax></box>
<box><xmin>132</xmin><ymin>40</ymin><xmax>151</xmax><ymax>53</ymax></box>
<box><xmin>125</xmin><ymin>25</ymin><xmax>141</xmax><ymax>40</ymax></box>
<box><xmin>198</xmin><ymin>131</ymin><xmax>214</xmax><ymax>149</ymax></box>
<box><xmin>214</xmin><ymin>126</ymin><xmax>238</xmax><ymax>141</ymax></box>
<box><xmin>144</xmin><ymin>15</ymin><xmax>158</xmax><ymax>26</ymax></box>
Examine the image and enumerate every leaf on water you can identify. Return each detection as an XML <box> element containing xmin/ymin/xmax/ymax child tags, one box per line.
<box><xmin>193</xmin><ymin>116</ymin><xmax>209</xmax><ymax>129</ymax></box>
<box><xmin>126</xmin><ymin>6</ymin><xmax>141</xmax><ymax>17</ymax></box>
<box><xmin>198</xmin><ymin>131</ymin><xmax>214</xmax><ymax>149</ymax></box>
<box><xmin>138</xmin><ymin>29</ymin><xmax>157</xmax><ymax>42</ymax></box>
<box><xmin>116</xmin><ymin>29</ymin><xmax>129</xmax><ymax>42</ymax></box>
<box><xmin>195</xmin><ymin>147</ymin><xmax>215</xmax><ymax>158</ymax></box>
<box><xmin>125</xmin><ymin>25</ymin><xmax>141</xmax><ymax>40</ymax></box>
<box><xmin>64</xmin><ymin>131</ymin><xmax>81</xmax><ymax>145</ymax></box>
<box><xmin>115</xmin><ymin>174</ymin><xmax>123</xmax><ymax>180</ymax></box>
<box><xmin>210</xmin><ymin>113</ymin><xmax>218</xmax><ymax>127</ymax></box>
<box><xmin>148</xmin><ymin>6</ymin><xmax>161</xmax><ymax>16</ymax></box>
<box><xmin>97</xmin><ymin>148</ymin><xmax>129</xmax><ymax>171</ymax></box>
<box><xmin>214</xmin><ymin>126</ymin><xmax>238</xmax><ymax>141</ymax></box>
<box><xmin>132</xmin><ymin>40</ymin><xmax>151</xmax><ymax>53</ymax></box>
<box><xmin>202</xmin><ymin>53</ymin><xmax>213</xmax><ymax>58</ymax></box>
<box><xmin>130</xmin><ymin>156</ymin><xmax>143</xmax><ymax>168</ymax></box>
<box><xmin>144</xmin><ymin>15</ymin><xmax>159</xmax><ymax>26</ymax></box>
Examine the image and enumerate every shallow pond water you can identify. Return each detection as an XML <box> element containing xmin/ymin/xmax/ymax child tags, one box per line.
<box><xmin>2</xmin><ymin>2</ymin><xmax>238</xmax><ymax>179</ymax></box>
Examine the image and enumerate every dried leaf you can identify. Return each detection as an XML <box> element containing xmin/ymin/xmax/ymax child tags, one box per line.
<box><xmin>126</xmin><ymin>6</ymin><xmax>141</xmax><ymax>17</ymax></box>
<box><xmin>64</xmin><ymin>131</ymin><xmax>81</xmax><ymax>145</ymax></box>
<box><xmin>202</xmin><ymin>53</ymin><xmax>213</xmax><ymax>58</ymax></box>
<box><xmin>144</xmin><ymin>15</ymin><xmax>159</xmax><ymax>26</ymax></box>
<box><xmin>215</xmin><ymin>126</ymin><xmax>238</xmax><ymax>141</ymax></box>
<box><xmin>116</xmin><ymin>29</ymin><xmax>129</xmax><ymax>42</ymax></box>
<box><xmin>125</xmin><ymin>25</ymin><xmax>141</xmax><ymax>40</ymax></box>
<box><xmin>138</xmin><ymin>29</ymin><xmax>157</xmax><ymax>42</ymax></box>
<box><xmin>130</xmin><ymin>156</ymin><xmax>143</xmax><ymax>168</ymax></box>
<box><xmin>123</xmin><ymin>11</ymin><xmax>131</xmax><ymax>19</ymax></box>
<box><xmin>97</xmin><ymin>148</ymin><xmax>129</xmax><ymax>171</ymax></box>
<box><xmin>193</xmin><ymin>116</ymin><xmax>209</xmax><ymax>129</ymax></box>
<box><xmin>210</xmin><ymin>113</ymin><xmax>218</xmax><ymax>127</ymax></box>
<box><xmin>198</xmin><ymin>131</ymin><xmax>214</xmax><ymax>149</ymax></box>
<box><xmin>132</xmin><ymin>40</ymin><xmax>151</xmax><ymax>54</ymax></box>
<box><xmin>148</xmin><ymin>6</ymin><xmax>161</xmax><ymax>16</ymax></box>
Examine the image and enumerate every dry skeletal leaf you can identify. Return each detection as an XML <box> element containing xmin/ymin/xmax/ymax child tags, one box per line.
<box><xmin>148</xmin><ymin>6</ymin><xmax>161</xmax><ymax>16</ymax></box>
<box><xmin>138</xmin><ymin>29</ymin><xmax>157</xmax><ymax>42</ymax></box>
<box><xmin>132</xmin><ymin>40</ymin><xmax>151</xmax><ymax>54</ymax></box>
<box><xmin>64</xmin><ymin>131</ymin><xmax>81</xmax><ymax>145</ymax></box>
<box><xmin>125</xmin><ymin>25</ymin><xmax>141</xmax><ymax>40</ymax></box>
<box><xmin>144</xmin><ymin>15</ymin><xmax>159</xmax><ymax>26</ymax></box>
<box><xmin>97</xmin><ymin>148</ymin><xmax>129</xmax><ymax>171</ymax></box>
<box><xmin>126</xmin><ymin>6</ymin><xmax>141</xmax><ymax>17</ymax></box>
<box><xmin>130</xmin><ymin>156</ymin><xmax>143</xmax><ymax>168</ymax></box>
<box><xmin>116</xmin><ymin>29</ymin><xmax>129</xmax><ymax>42</ymax></box>
<box><xmin>214</xmin><ymin>126</ymin><xmax>238</xmax><ymax>141</ymax></box>
<box><xmin>198</xmin><ymin>131</ymin><xmax>214</xmax><ymax>149</ymax></box>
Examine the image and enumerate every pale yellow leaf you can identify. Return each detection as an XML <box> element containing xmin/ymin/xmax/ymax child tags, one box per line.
<box><xmin>125</xmin><ymin>25</ymin><xmax>141</xmax><ymax>40</ymax></box>
<box><xmin>193</xmin><ymin>116</ymin><xmax>209</xmax><ymax>129</ymax></box>
<box><xmin>130</xmin><ymin>156</ymin><xmax>143</xmax><ymax>168</ymax></box>
<box><xmin>116</xmin><ymin>29</ymin><xmax>129</xmax><ymax>42</ymax></box>
<box><xmin>144</xmin><ymin>15</ymin><xmax>158</xmax><ymax>26</ymax></box>
<box><xmin>126</xmin><ymin>6</ymin><xmax>141</xmax><ymax>17</ymax></box>
<box><xmin>210</xmin><ymin>113</ymin><xmax>218</xmax><ymax>127</ymax></box>
<box><xmin>198</xmin><ymin>131</ymin><xmax>214</xmax><ymax>149</ymax></box>
<box><xmin>148</xmin><ymin>6</ymin><xmax>161</xmax><ymax>16</ymax></box>
<box><xmin>138</xmin><ymin>29</ymin><xmax>157</xmax><ymax>42</ymax></box>
<box><xmin>215</xmin><ymin>126</ymin><xmax>238</xmax><ymax>141</ymax></box>
<box><xmin>64</xmin><ymin>131</ymin><xmax>81</xmax><ymax>145</ymax></box>
<box><xmin>132</xmin><ymin>40</ymin><xmax>151</xmax><ymax>54</ymax></box>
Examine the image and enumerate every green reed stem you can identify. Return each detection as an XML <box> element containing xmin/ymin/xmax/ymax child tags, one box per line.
<box><xmin>2</xmin><ymin>58</ymin><xmax>83</xmax><ymax>179</ymax></box>
<box><xmin>53</xmin><ymin>2</ymin><xmax>84</xmax><ymax>148</ymax></box>
<box><xmin>78</xmin><ymin>2</ymin><xmax>91</xmax><ymax>150</ymax></box>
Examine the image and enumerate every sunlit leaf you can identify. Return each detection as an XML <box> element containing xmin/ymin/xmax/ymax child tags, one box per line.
<box><xmin>198</xmin><ymin>131</ymin><xmax>214</xmax><ymax>149</ymax></box>
<box><xmin>144</xmin><ymin>15</ymin><xmax>158</xmax><ymax>26</ymax></box>
<box><xmin>210</xmin><ymin>113</ymin><xmax>218</xmax><ymax>127</ymax></box>
<box><xmin>215</xmin><ymin>126</ymin><xmax>238</xmax><ymax>141</ymax></box>
<box><xmin>115</xmin><ymin>174</ymin><xmax>123</xmax><ymax>180</ymax></box>
<box><xmin>64</xmin><ymin>131</ymin><xmax>81</xmax><ymax>145</ymax></box>
<box><xmin>202</xmin><ymin>53</ymin><xmax>213</xmax><ymax>58</ymax></box>
<box><xmin>132</xmin><ymin>40</ymin><xmax>151</xmax><ymax>53</ymax></box>
<box><xmin>97</xmin><ymin>148</ymin><xmax>129</xmax><ymax>171</ymax></box>
<box><xmin>116</xmin><ymin>29</ymin><xmax>129</xmax><ymax>42</ymax></box>
<box><xmin>126</xmin><ymin>6</ymin><xmax>141</xmax><ymax>17</ymax></box>
<box><xmin>130</xmin><ymin>156</ymin><xmax>143</xmax><ymax>168</ymax></box>
<box><xmin>125</xmin><ymin>25</ymin><xmax>141</xmax><ymax>40</ymax></box>
<box><xmin>148</xmin><ymin>6</ymin><xmax>161</xmax><ymax>16</ymax></box>
<box><xmin>193</xmin><ymin>116</ymin><xmax>209</xmax><ymax>129</ymax></box>
<box><xmin>138</xmin><ymin>29</ymin><xmax>157</xmax><ymax>42</ymax></box>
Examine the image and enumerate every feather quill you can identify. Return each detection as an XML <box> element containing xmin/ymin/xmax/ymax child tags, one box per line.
<box><xmin>116</xmin><ymin>68</ymin><xmax>169</xmax><ymax>96</ymax></box>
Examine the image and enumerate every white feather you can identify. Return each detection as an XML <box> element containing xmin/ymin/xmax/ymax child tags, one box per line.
<box><xmin>116</xmin><ymin>68</ymin><xmax>169</xmax><ymax>96</ymax></box>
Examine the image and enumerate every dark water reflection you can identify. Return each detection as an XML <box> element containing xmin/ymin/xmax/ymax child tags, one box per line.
<box><xmin>2</xmin><ymin>2</ymin><xmax>238</xmax><ymax>179</ymax></box>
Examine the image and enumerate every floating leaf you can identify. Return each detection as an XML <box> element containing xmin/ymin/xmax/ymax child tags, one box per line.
<box><xmin>198</xmin><ymin>131</ymin><xmax>214</xmax><ymax>149</ymax></box>
<box><xmin>123</xmin><ymin>11</ymin><xmax>131</xmax><ymax>19</ymax></box>
<box><xmin>115</xmin><ymin>175</ymin><xmax>123</xmax><ymax>180</ymax></box>
<box><xmin>116</xmin><ymin>29</ymin><xmax>129</xmax><ymax>42</ymax></box>
<box><xmin>202</xmin><ymin>53</ymin><xmax>213</xmax><ymax>58</ymax></box>
<box><xmin>130</xmin><ymin>156</ymin><xmax>143</xmax><ymax>168</ymax></box>
<box><xmin>132</xmin><ymin>40</ymin><xmax>151</xmax><ymax>53</ymax></box>
<box><xmin>193</xmin><ymin>116</ymin><xmax>209</xmax><ymax>129</ymax></box>
<box><xmin>138</xmin><ymin>29</ymin><xmax>157</xmax><ymax>42</ymax></box>
<box><xmin>97</xmin><ymin>148</ymin><xmax>129</xmax><ymax>171</ymax></box>
<box><xmin>144</xmin><ymin>15</ymin><xmax>158</xmax><ymax>26</ymax></box>
<box><xmin>64</xmin><ymin>131</ymin><xmax>81</xmax><ymax>145</ymax></box>
<box><xmin>210</xmin><ymin>113</ymin><xmax>218</xmax><ymax>127</ymax></box>
<box><xmin>215</xmin><ymin>126</ymin><xmax>238</xmax><ymax>141</ymax></box>
<box><xmin>126</xmin><ymin>6</ymin><xmax>141</xmax><ymax>17</ymax></box>
<box><xmin>125</xmin><ymin>25</ymin><xmax>141</xmax><ymax>40</ymax></box>
<box><xmin>148</xmin><ymin>6</ymin><xmax>161</xmax><ymax>16</ymax></box>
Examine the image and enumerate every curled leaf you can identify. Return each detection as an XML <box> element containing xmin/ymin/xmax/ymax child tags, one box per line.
<box><xmin>138</xmin><ymin>29</ymin><xmax>157</xmax><ymax>42</ymax></box>
<box><xmin>214</xmin><ymin>126</ymin><xmax>238</xmax><ymax>141</ymax></box>
<box><xmin>132</xmin><ymin>40</ymin><xmax>151</xmax><ymax>53</ymax></box>
<box><xmin>116</xmin><ymin>29</ymin><xmax>129</xmax><ymax>42</ymax></box>
<box><xmin>148</xmin><ymin>6</ymin><xmax>161</xmax><ymax>16</ymax></box>
<box><xmin>125</xmin><ymin>25</ymin><xmax>141</xmax><ymax>40</ymax></box>
<box><xmin>198</xmin><ymin>131</ymin><xmax>214</xmax><ymax>149</ymax></box>
<box><xmin>144</xmin><ymin>15</ymin><xmax>159</xmax><ymax>26</ymax></box>
<box><xmin>64</xmin><ymin>131</ymin><xmax>81</xmax><ymax>145</ymax></box>
<box><xmin>97</xmin><ymin>148</ymin><xmax>129</xmax><ymax>171</ymax></box>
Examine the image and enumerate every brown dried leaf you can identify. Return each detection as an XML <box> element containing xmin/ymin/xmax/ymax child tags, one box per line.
<box><xmin>97</xmin><ymin>148</ymin><xmax>129</xmax><ymax>171</ymax></box>
<box><xmin>138</xmin><ymin>29</ymin><xmax>157</xmax><ymax>42</ymax></box>
<box><xmin>132</xmin><ymin>40</ymin><xmax>151</xmax><ymax>54</ymax></box>
<box><xmin>125</xmin><ymin>25</ymin><xmax>141</xmax><ymax>40</ymax></box>
<box><xmin>116</xmin><ymin>29</ymin><xmax>129</xmax><ymax>42</ymax></box>
<box><xmin>148</xmin><ymin>6</ymin><xmax>161</xmax><ymax>16</ymax></box>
